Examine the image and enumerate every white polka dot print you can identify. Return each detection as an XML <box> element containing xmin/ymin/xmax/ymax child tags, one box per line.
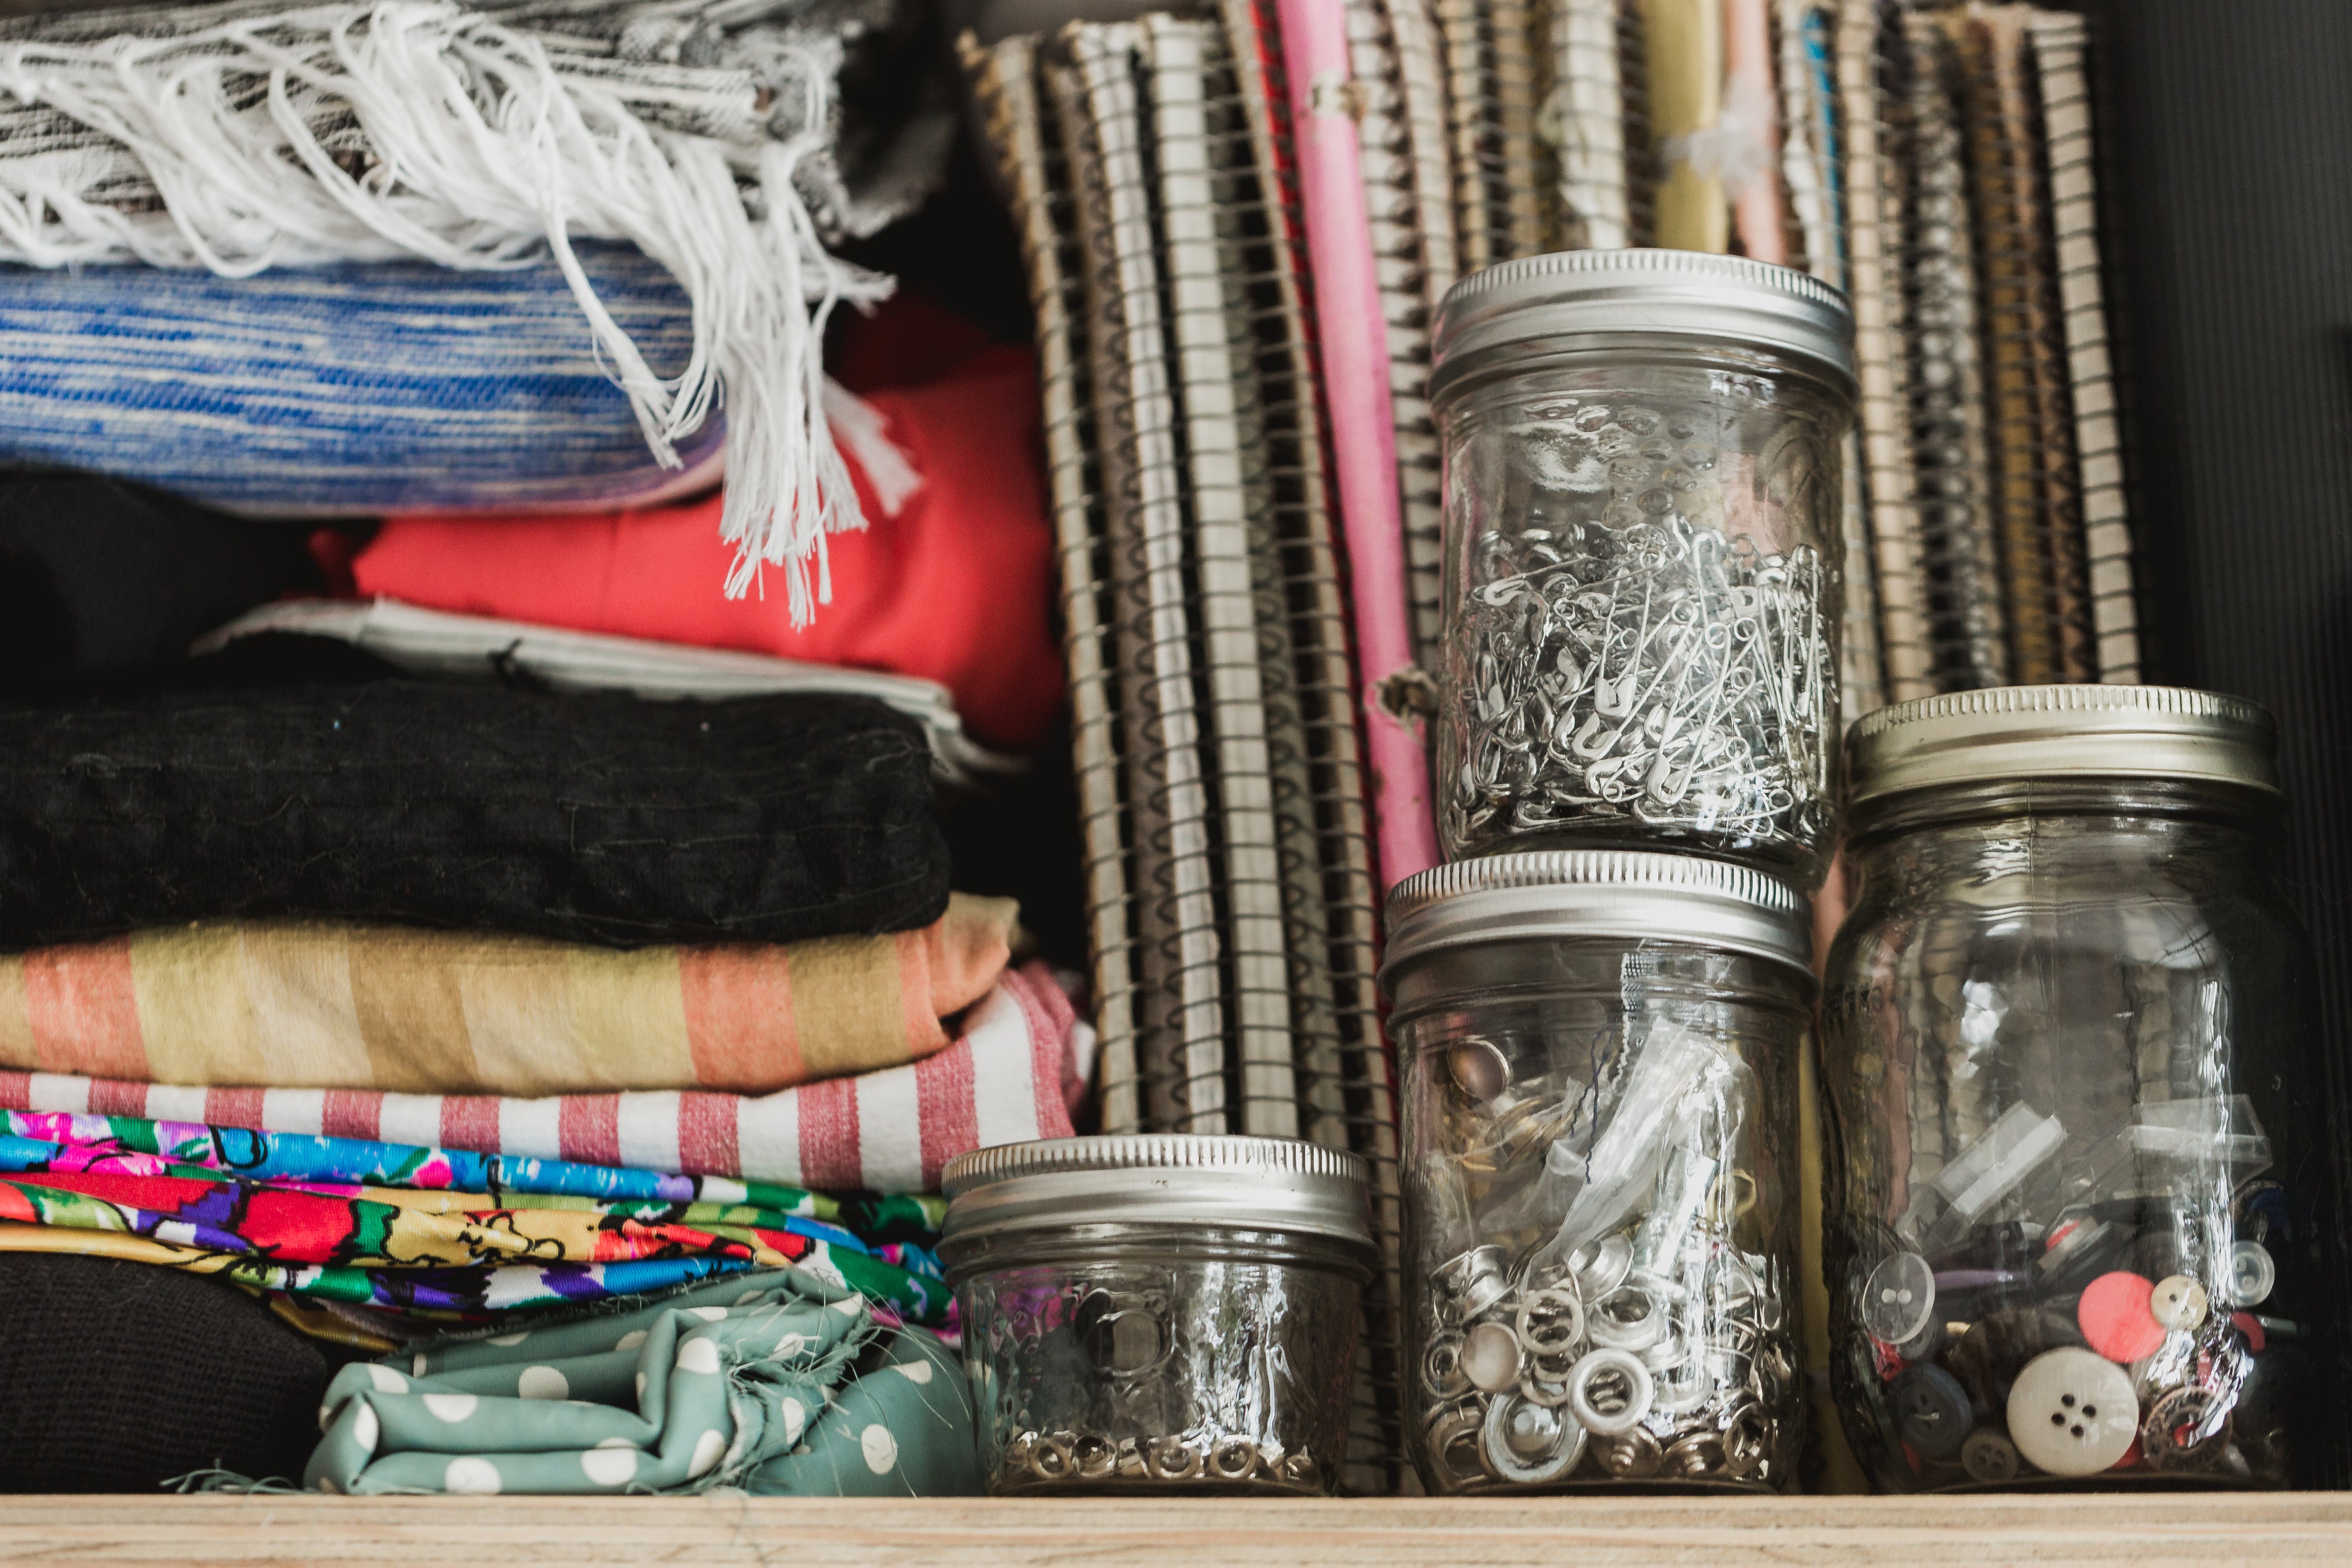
<box><xmin>580</xmin><ymin>1447</ymin><xmax>638</xmax><ymax>1486</ymax></box>
<box><xmin>891</xmin><ymin>1360</ymin><xmax>934</xmax><ymax>1386</ymax></box>
<box><xmin>780</xmin><ymin>1397</ymin><xmax>807</xmax><ymax>1444</ymax></box>
<box><xmin>366</xmin><ymin>1365</ymin><xmax>408</xmax><ymax>1393</ymax></box>
<box><xmin>516</xmin><ymin>1366</ymin><xmax>568</xmax><ymax>1401</ymax></box>
<box><xmin>688</xmin><ymin>1429</ymin><xmax>727</xmax><ymax>1478</ymax></box>
<box><xmin>614</xmin><ymin>1330</ymin><xmax>648</xmax><ymax>1353</ymax></box>
<box><xmin>860</xmin><ymin>1424</ymin><xmax>899</xmax><ymax>1474</ymax></box>
<box><xmin>351</xmin><ymin>1404</ymin><xmax>380</xmax><ymax>1456</ymax></box>
<box><xmin>674</xmin><ymin>1337</ymin><xmax>722</xmax><ymax>1376</ymax></box>
<box><xmin>443</xmin><ymin>1457</ymin><xmax>502</xmax><ymax>1495</ymax></box>
<box><xmin>422</xmin><ymin>1393</ymin><xmax>479</xmax><ymax>1423</ymax></box>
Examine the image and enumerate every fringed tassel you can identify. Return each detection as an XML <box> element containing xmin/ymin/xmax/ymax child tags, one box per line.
<box><xmin>0</xmin><ymin>0</ymin><xmax>889</xmax><ymax>621</ymax></box>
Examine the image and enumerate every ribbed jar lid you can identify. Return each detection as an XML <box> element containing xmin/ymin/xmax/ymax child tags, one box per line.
<box><xmin>1847</xmin><ymin>685</ymin><xmax>2279</xmax><ymax>807</ymax></box>
<box><xmin>940</xmin><ymin>1135</ymin><xmax>1374</xmax><ymax>1254</ymax></box>
<box><xmin>1381</xmin><ymin>849</ymin><xmax>1813</xmax><ymax>979</ymax></box>
<box><xmin>1429</xmin><ymin>248</ymin><xmax>1855</xmax><ymax>399</ymax></box>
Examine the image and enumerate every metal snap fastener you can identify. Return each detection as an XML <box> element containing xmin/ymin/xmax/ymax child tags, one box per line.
<box><xmin>1959</xmin><ymin>1427</ymin><xmax>2020</xmax><ymax>1483</ymax></box>
<box><xmin>1862</xmin><ymin>1251</ymin><xmax>1937</xmax><ymax>1344</ymax></box>
<box><xmin>1072</xmin><ymin>1433</ymin><xmax>1116</xmax><ymax>1479</ymax></box>
<box><xmin>1481</xmin><ymin>1393</ymin><xmax>1587</xmax><ymax>1484</ymax></box>
<box><xmin>1209</xmin><ymin>1435</ymin><xmax>1260</xmax><ymax>1481</ymax></box>
<box><xmin>1596</xmin><ymin>1426</ymin><xmax>1663</xmax><ymax>1477</ymax></box>
<box><xmin>1663</xmin><ymin>1430</ymin><xmax>1729</xmax><ymax>1478</ymax></box>
<box><xmin>1422</xmin><ymin>1401</ymin><xmax>1493</xmax><ymax>1490</ymax></box>
<box><xmin>2006</xmin><ymin>1347</ymin><xmax>2138</xmax><ymax>1477</ymax></box>
<box><xmin>1721</xmin><ymin>1401</ymin><xmax>1772</xmax><ymax>1478</ymax></box>
<box><xmin>1436</xmin><ymin>1244</ymin><xmax>1515</xmax><ymax>1319</ymax></box>
<box><xmin>1144</xmin><ymin>1435</ymin><xmax>1203</xmax><ymax>1481</ymax></box>
<box><xmin>2149</xmin><ymin>1274</ymin><xmax>2209</xmax><ymax>1332</ymax></box>
<box><xmin>1586</xmin><ymin>1282</ymin><xmax>1666</xmax><ymax>1351</ymax></box>
<box><xmin>1568</xmin><ymin>1232</ymin><xmax>1635</xmax><ymax>1299</ymax></box>
<box><xmin>1516</xmin><ymin>1284</ymin><xmax>1585</xmax><ymax>1356</ymax></box>
<box><xmin>1462</xmin><ymin>1320</ymin><xmax>1526</xmax><ymax>1393</ymax></box>
<box><xmin>1028</xmin><ymin>1431</ymin><xmax>1075</xmax><ymax>1481</ymax></box>
<box><xmin>1276</xmin><ymin>1451</ymin><xmax>1321</xmax><ymax>1489</ymax></box>
<box><xmin>2227</xmin><ymin>1240</ymin><xmax>2276</xmax><ymax>1308</ymax></box>
<box><xmin>1892</xmin><ymin>1362</ymin><xmax>1975</xmax><ymax>1459</ymax></box>
<box><xmin>1565</xmin><ymin>1346</ymin><xmax>1654</xmax><ymax>1435</ymax></box>
<box><xmin>1423</xmin><ymin>1332</ymin><xmax>1471</xmax><ymax>1398</ymax></box>
<box><xmin>1449</xmin><ymin>1037</ymin><xmax>1511</xmax><ymax>1101</ymax></box>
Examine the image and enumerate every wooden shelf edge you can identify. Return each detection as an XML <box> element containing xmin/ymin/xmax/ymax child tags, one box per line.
<box><xmin>0</xmin><ymin>1491</ymin><xmax>2341</xmax><ymax>1566</ymax></box>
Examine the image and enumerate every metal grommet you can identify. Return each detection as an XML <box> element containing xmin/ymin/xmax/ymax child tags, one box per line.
<box><xmin>1072</xmin><ymin>1433</ymin><xmax>1116</xmax><ymax>1479</ymax></box>
<box><xmin>1663</xmin><ymin>1431</ymin><xmax>1729</xmax><ymax>1478</ymax></box>
<box><xmin>1028</xmin><ymin>1432</ymin><xmax>1075</xmax><ymax>1482</ymax></box>
<box><xmin>1209</xmin><ymin>1436</ymin><xmax>1260</xmax><ymax>1482</ymax></box>
<box><xmin>1437</xmin><ymin>1245</ymin><xmax>1514</xmax><ymax>1320</ymax></box>
<box><xmin>1519</xmin><ymin>1371</ymin><xmax>1575</xmax><ymax>1408</ymax></box>
<box><xmin>1587</xmin><ymin>1282</ymin><xmax>1666</xmax><ymax>1351</ymax></box>
<box><xmin>1596</xmin><ymin>1426</ymin><xmax>1664</xmax><ymax>1478</ymax></box>
<box><xmin>1423</xmin><ymin>1332</ymin><xmax>1471</xmax><ymax>1399</ymax></box>
<box><xmin>1481</xmin><ymin>1393</ymin><xmax>1589</xmax><ymax>1484</ymax></box>
<box><xmin>1569</xmin><ymin>1233</ymin><xmax>1635</xmax><ymax>1300</ymax></box>
<box><xmin>1144</xmin><ymin>1436</ymin><xmax>1204</xmax><ymax>1482</ymax></box>
<box><xmin>1422</xmin><ymin>1400</ymin><xmax>1492</xmax><ymax>1490</ymax></box>
<box><xmin>1566</xmin><ymin>1347</ymin><xmax>1655</xmax><ymax>1436</ymax></box>
<box><xmin>1115</xmin><ymin>1436</ymin><xmax>1148</xmax><ymax>1479</ymax></box>
<box><xmin>1277</xmin><ymin>1451</ymin><xmax>1322</xmax><ymax>1490</ymax></box>
<box><xmin>1517</xmin><ymin>1284</ymin><xmax>1586</xmax><ymax>1357</ymax></box>
<box><xmin>1721</xmin><ymin>1402</ymin><xmax>1772</xmax><ymax>1478</ymax></box>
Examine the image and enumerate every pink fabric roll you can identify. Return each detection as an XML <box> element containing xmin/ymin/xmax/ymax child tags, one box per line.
<box><xmin>1277</xmin><ymin>0</ymin><xmax>1441</xmax><ymax>888</ymax></box>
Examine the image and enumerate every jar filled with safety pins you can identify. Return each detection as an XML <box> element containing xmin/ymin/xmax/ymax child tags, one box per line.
<box><xmin>939</xmin><ymin>1136</ymin><xmax>1373</xmax><ymax>1496</ymax></box>
<box><xmin>1383</xmin><ymin>851</ymin><xmax>1811</xmax><ymax>1493</ymax></box>
<box><xmin>1821</xmin><ymin>688</ymin><xmax>2321</xmax><ymax>1492</ymax></box>
<box><xmin>1428</xmin><ymin>250</ymin><xmax>1856</xmax><ymax>886</ymax></box>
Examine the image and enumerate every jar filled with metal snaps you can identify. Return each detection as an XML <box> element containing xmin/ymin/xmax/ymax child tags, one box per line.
<box><xmin>1429</xmin><ymin>250</ymin><xmax>1857</xmax><ymax>886</ymax></box>
<box><xmin>940</xmin><ymin>1136</ymin><xmax>1373</xmax><ymax>1495</ymax></box>
<box><xmin>1383</xmin><ymin>851</ymin><xmax>1811</xmax><ymax>1493</ymax></box>
<box><xmin>1821</xmin><ymin>687</ymin><xmax>2322</xmax><ymax>1491</ymax></box>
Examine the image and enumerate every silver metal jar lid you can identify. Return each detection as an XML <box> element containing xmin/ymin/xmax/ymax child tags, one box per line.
<box><xmin>1846</xmin><ymin>685</ymin><xmax>2280</xmax><ymax>806</ymax></box>
<box><xmin>940</xmin><ymin>1135</ymin><xmax>1374</xmax><ymax>1254</ymax></box>
<box><xmin>1380</xmin><ymin>850</ymin><xmax>1813</xmax><ymax>980</ymax></box>
<box><xmin>1429</xmin><ymin>248</ymin><xmax>1856</xmax><ymax>400</ymax></box>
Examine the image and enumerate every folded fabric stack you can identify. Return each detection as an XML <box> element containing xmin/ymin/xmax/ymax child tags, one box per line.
<box><xmin>0</xmin><ymin>675</ymin><xmax>1078</xmax><ymax>1495</ymax></box>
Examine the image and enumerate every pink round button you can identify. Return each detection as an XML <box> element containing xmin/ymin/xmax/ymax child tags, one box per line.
<box><xmin>2077</xmin><ymin>1271</ymin><xmax>2166</xmax><ymax>1362</ymax></box>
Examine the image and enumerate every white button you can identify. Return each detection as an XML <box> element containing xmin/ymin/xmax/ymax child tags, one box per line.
<box><xmin>1862</xmin><ymin>1252</ymin><xmax>1936</xmax><ymax>1344</ymax></box>
<box><xmin>2149</xmin><ymin>1275</ymin><xmax>2208</xmax><ymax>1332</ymax></box>
<box><xmin>2226</xmin><ymin>1241</ymin><xmax>2275</xmax><ymax>1308</ymax></box>
<box><xmin>2007</xmin><ymin>1347</ymin><xmax>2138</xmax><ymax>1477</ymax></box>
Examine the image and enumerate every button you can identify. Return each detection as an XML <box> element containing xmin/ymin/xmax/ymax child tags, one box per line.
<box><xmin>1960</xmin><ymin>1427</ymin><xmax>2020</xmax><ymax>1483</ymax></box>
<box><xmin>1462</xmin><ymin>1320</ymin><xmax>1525</xmax><ymax>1393</ymax></box>
<box><xmin>2149</xmin><ymin>1274</ymin><xmax>2208</xmax><ymax>1332</ymax></box>
<box><xmin>2077</xmin><ymin>1271</ymin><xmax>2167</xmax><ymax>1362</ymax></box>
<box><xmin>1892</xmin><ymin>1363</ymin><xmax>1974</xmax><ymax>1459</ymax></box>
<box><xmin>2007</xmin><ymin>1347</ymin><xmax>2138</xmax><ymax>1477</ymax></box>
<box><xmin>2227</xmin><ymin>1240</ymin><xmax>2276</xmax><ymax>1307</ymax></box>
<box><xmin>1863</xmin><ymin>1252</ymin><xmax>1937</xmax><ymax>1344</ymax></box>
<box><xmin>1449</xmin><ymin>1037</ymin><xmax>1511</xmax><ymax>1102</ymax></box>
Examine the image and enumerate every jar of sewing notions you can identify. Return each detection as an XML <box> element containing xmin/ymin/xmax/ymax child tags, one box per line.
<box><xmin>940</xmin><ymin>1135</ymin><xmax>1373</xmax><ymax>1495</ymax></box>
<box><xmin>1821</xmin><ymin>687</ymin><xmax>2321</xmax><ymax>1490</ymax></box>
<box><xmin>1384</xmin><ymin>851</ymin><xmax>1811</xmax><ymax>1493</ymax></box>
<box><xmin>1428</xmin><ymin>249</ymin><xmax>1857</xmax><ymax>886</ymax></box>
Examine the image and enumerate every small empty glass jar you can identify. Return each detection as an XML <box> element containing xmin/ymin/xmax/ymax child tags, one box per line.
<box><xmin>940</xmin><ymin>1135</ymin><xmax>1373</xmax><ymax>1495</ymax></box>
<box><xmin>1383</xmin><ymin>851</ymin><xmax>1813</xmax><ymax>1493</ymax></box>
<box><xmin>1821</xmin><ymin>686</ymin><xmax>2321</xmax><ymax>1491</ymax></box>
<box><xmin>1429</xmin><ymin>249</ymin><xmax>1857</xmax><ymax>886</ymax></box>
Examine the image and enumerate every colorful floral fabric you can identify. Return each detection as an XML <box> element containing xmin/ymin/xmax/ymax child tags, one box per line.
<box><xmin>308</xmin><ymin>1267</ymin><xmax>981</xmax><ymax>1496</ymax></box>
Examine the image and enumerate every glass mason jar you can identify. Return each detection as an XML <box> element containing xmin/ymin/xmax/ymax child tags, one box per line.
<box><xmin>939</xmin><ymin>1135</ymin><xmax>1372</xmax><ymax>1496</ymax></box>
<box><xmin>1821</xmin><ymin>687</ymin><xmax>2321</xmax><ymax>1492</ymax></box>
<box><xmin>1383</xmin><ymin>851</ymin><xmax>1813</xmax><ymax>1492</ymax></box>
<box><xmin>1428</xmin><ymin>249</ymin><xmax>1858</xmax><ymax>886</ymax></box>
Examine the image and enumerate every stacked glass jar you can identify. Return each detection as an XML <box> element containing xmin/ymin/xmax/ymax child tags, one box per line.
<box><xmin>1819</xmin><ymin>687</ymin><xmax>2321</xmax><ymax>1490</ymax></box>
<box><xmin>1391</xmin><ymin>250</ymin><xmax>1857</xmax><ymax>1493</ymax></box>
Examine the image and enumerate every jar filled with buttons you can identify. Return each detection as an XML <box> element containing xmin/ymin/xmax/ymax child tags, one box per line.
<box><xmin>1428</xmin><ymin>250</ymin><xmax>1857</xmax><ymax>887</ymax></box>
<box><xmin>939</xmin><ymin>1136</ymin><xmax>1374</xmax><ymax>1496</ymax></box>
<box><xmin>1383</xmin><ymin>851</ymin><xmax>1812</xmax><ymax>1493</ymax></box>
<box><xmin>1821</xmin><ymin>687</ymin><xmax>2322</xmax><ymax>1491</ymax></box>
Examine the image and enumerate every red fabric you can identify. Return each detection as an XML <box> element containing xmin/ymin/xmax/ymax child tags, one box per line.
<box><xmin>353</xmin><ymin>344</ymin><xmax>1063</xmax><ymax>751</ymax></box>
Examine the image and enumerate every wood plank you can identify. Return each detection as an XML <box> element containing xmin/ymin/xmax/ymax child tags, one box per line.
<box><xmin>0</xmin><ymin>1493</ymin><xmax>2342</xmax><ymax>1567</ymax></box>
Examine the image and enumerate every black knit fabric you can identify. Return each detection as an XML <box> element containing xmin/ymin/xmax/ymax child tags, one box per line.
<box><xmin>0</xmin><ymin>1254</ymin><xmax>331</xmax><ymax>1492</ymax></box>
<box><xmin>0</xmin><ymin>476</ymin><xmax>319</xmax><ymax>698</ymax></box>
<box><xmin>0</xmin><ymin>682</ymin><xmax>948</xmax><ymax>947</ymax></box>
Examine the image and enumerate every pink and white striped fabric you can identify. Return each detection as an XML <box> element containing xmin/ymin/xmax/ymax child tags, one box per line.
<box><xmin>0</xmin><ymin>964</ymin><xmax>1084</xmax><ymax>1195</ymax></box>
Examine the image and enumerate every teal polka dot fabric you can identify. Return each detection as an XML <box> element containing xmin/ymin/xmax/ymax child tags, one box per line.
<box><xmin>306</xmin><ymin>1266</ymin><xmax>980</xmax><ymax>1496</ymax></box>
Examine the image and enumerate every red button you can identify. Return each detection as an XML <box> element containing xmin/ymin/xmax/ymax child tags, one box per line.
<box><xmin>2077</xmin><ymin>1270</ymin><xmax>2167</xmax><ymax>1362</ymax></box>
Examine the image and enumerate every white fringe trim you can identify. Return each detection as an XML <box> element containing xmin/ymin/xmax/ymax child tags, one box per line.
<box><xmin>0</xmin><ymin>0</ymin><xmax>890</xmax><ymax>623</ymax></box>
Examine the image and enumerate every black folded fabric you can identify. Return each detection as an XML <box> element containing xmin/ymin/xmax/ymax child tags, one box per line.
<box><xmin>0</xmin><ymin>475</ymin><xmax>321</xmax><ymax>698</ymax></box>
<box><xmin>0</xmin><ymin>1253</ymin><xmax>332</xmax><ymax>1492</ymax></box>
<box><xmin>0</xmin><ymin>682</ymin><xmax>948</xmax><ymax>947</ymax></box>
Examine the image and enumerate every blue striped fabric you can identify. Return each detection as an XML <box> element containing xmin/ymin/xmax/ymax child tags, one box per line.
<box><xmin>0</xmin><ymin>246</ymin><xmax>721</xmax><ymax>514</ymax></box>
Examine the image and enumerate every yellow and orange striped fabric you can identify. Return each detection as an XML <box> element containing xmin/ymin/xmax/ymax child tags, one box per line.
<box><xmin>0</xmin><ymin>894</ymin><xmax>1018</xmax><ymax>1098</ymax></box>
